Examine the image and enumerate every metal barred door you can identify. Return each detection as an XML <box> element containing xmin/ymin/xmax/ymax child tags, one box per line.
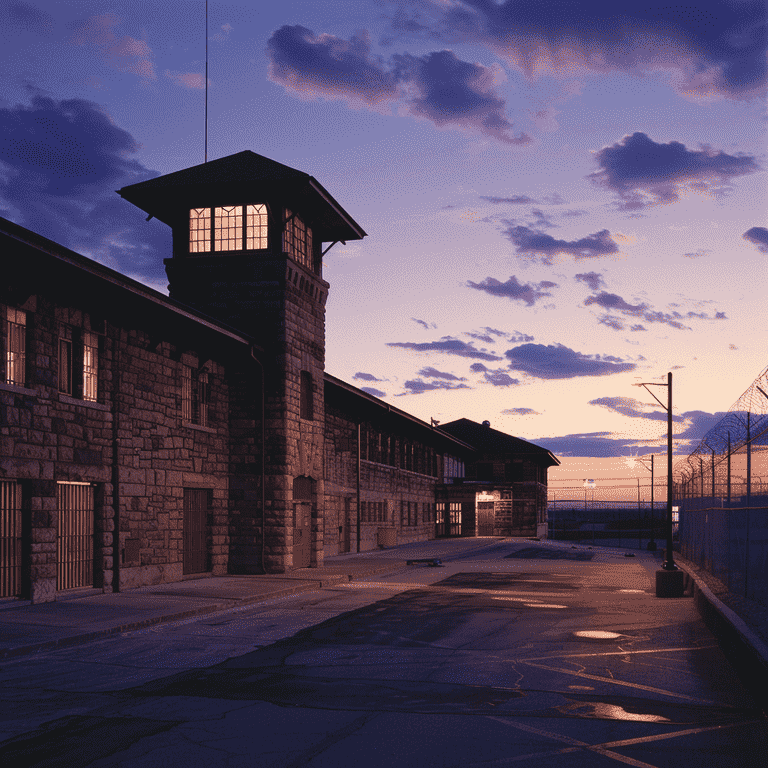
<box><xmin>57</xmin><ymin>482</ymin><xmax>94</xmax><ymax>590</ymax></box>
<box><xmin>183</xmin><ymin>488</ymin><xmax>209</xmax><ymax>574</ymax></box>
<box><xmin>477</xmin><ymin>501</ymin><xmax>495</xmax><ymax>536</ymax></box>
<box><xmin>1</xmin><ymin>481</ymin><xmax>22</xmax><ymax>597</ymax></box>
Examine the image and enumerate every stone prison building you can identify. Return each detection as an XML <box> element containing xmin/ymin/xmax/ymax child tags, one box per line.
<box><xmin>0</xmin><ymin>151</ymin><xmax>559</xmax><ymax>603</ymax></box>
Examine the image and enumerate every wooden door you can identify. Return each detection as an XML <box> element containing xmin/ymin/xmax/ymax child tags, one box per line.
<box><xmin>183</xmin><ymin>488</ymin><xmax>209</xmax><ymax>574</ymax></box>
<box><xmin>477</xmin><ymin>501</ymin><xmax>495</xmax><ymax>536</ymax></box>
<box><xmin>293</xmin><ymin>501</ymin><xmax>311</xmax><ymax>568</ymax></box>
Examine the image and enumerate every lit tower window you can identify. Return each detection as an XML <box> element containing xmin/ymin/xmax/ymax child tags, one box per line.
<box><xmin>189</xmin><ymin>208</ymin><xmax>211</xmax><ymax>253</ymax></box>
<box><xmin>246</xmin><ymin>204</ymin><xmax>268</xmax><ymax>249</ymax></box>
<box><xmin>283</xmin><ymin>209</ymin><xmax>313</xmax><ymax>270</ymax></box>
<box><xmin>214</xmin><ymin>205</ymin><xmax>243</xmax><ymax>251</ymax></box>
<box><xmin>189</xmin><ymin>204</ymin><xmax>268</xmax><ymax>252</ymax></box>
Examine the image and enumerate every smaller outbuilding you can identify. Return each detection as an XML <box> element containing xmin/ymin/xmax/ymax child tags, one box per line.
<box><xmin>436</xmin><ymin>418</ymin><xmax>560</xmax><ymax>539</ymax></box>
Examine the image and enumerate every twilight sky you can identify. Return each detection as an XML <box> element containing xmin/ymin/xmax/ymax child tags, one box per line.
<box><xmin>1</xmin><ymin>0</ymin><xmax>766</xmax><ymax>468</ymax></box>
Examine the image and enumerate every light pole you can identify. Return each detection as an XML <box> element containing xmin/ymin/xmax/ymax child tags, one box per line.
<box><xmin>634</xmin><ymin>372</ymin><xmax>685</xmax><ymax>597</ymax></box>
<box><xmin>636</xmin><ymin>454</ymin><xmax>657</xmax><ymax>551</ymax></box>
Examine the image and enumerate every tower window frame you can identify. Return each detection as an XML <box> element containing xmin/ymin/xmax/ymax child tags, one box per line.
<box><xmin>283</xmin><ymin>209</ymin><xmax>314</xmax><ymax>271</ymax></box>
<box><xmin>189</xmin><ymin>204</ymin><xmax>268</xmax><ymax>254</ymax></box>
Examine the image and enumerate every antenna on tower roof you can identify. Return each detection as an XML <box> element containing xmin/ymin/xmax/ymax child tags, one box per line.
<box><xmin>205</xmin><ymin>0</ymin><xmax>208</xmax><ymax>163</ymax></box>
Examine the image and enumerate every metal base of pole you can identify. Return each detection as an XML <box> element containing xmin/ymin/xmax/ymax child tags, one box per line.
<box><xmin>655</xmin><ymin>568</ymin><xmax>685</xmax><ymax>598</ymax></box>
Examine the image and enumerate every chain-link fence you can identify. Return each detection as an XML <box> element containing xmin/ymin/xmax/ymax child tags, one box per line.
<box><xmin>547</xmin><ymin>496</ymin><xmax>667</xmax><ymax>551</ymax></box>
<box><xmin>673</xmin><ymin>364</ymin><xmax>768</xmax><ymax>608</ymax></box>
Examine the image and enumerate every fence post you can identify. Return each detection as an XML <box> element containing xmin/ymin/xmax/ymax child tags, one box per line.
<box><xmin>745</xmin><ymin>413</ymin><xmax>751</xmax><ymax>599</ymax></box>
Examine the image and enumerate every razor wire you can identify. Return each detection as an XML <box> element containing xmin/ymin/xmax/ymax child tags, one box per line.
<box><xmin>673</xmin><ymin>361</ymin><xmax>768</xmax><ymax>492</ymax></box>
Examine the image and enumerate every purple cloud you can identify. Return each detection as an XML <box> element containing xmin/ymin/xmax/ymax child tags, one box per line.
<box><xmin>505</xmin><ymin>225</ymin><xmax>619</xmax><ymax>262</ymax></box>
<box><xmin>589</xmin><ymin>132</ymin><xmax>759</xmax><ymax>210</ymax></box>
<box><xmin>266</xmin><ymin>26</ymin><xmax>398</xmax><ymax>106</ymax></box>
<box><xmin>426</xmin><ymin>1</ymin><xmax>767</xmax><ymax>99</ymax></box>
<box><xmin>267</xmin><ymin>26</ymin><xmax>528</xmax><ymax>144</ymax></box>
<box><xmin>743</xmin><ymin>226</ymin><xmax>768</xmax><ymax>253</ymax></box>
<box><xmin>480</xmin><ymin>195</ymin><xmax>537</xmax><ymax>204</ymax></box>
<box><xmin>505</xmin><ymin>343</ymin><xmax>636</xmax><ymax>379</ymax></box>
<box><xmin>598</xmin><ymin>316</ymin><xmax>625</xmax><ymax>331</ymax></box>
<box><xmin>589</xmin><ymin>397</ymin><xmax>677</xmax><ymax>422</ymax></box>
<box><xmin>466</xmin><ymin>275</ymin><xmax>557</xmax><ymax>305</ymax></box>
<box><xmin>469</xmin><ymin>362</ymin><xmax>520</xmax><ymax>386</ymax></box>
<box><xmin>483</xmin><ymin>370</ymin><xmax>520</xmax><ymax>387</ymax></box>
<box><xmin>502</xmin><ymin>407</ymin><xmax>541</xmax><ymax>416</ymax></box>
<box><xmin>417</xmin><ymin>367</ymin><xmax>464</xmax><ymax>380</ymax></box>
<box><xmin>584</xmin><ymin>292</ymin><xmax>645</xmax><ymax>314</ymax></box>
<box><xmin>583</xmin><ymin>291</ymin><xmax>710</xmax><ymax>330</ymax></box>
<box><xmin>0</xmin><ymin>94</ymin><xmax>168</xmax><ymax>282</ymax></box>
<box><xmin>574</xmin><ymin>272</ymin><xmax>605</xmax><ymax>291</ymax></box>
<box><xmin>394</xmin><ymin>50</ymin><xmax>530</xmax><ymax>144</ymax></box>
<box><xmin>401</xmin><ymin>378</ymin><xmax>471</xmax><ymax>395</ymax></box>
<box><xmin>361</xmin><ymin>387</ymin><xmax>387</xmax><ymax>398</ymax></box>
<box><xmin>412</xmin><ymin>317</ymin><xmax>437</xmax><ymax>330</ymax></box>
<box><xmin>2</xmin><ymin>1</ymin><xmax>53</xmax><ymax>34</ymax></box>
<box><xmin>354</xmin><ymin>372</ymin><xmax>383</xmax><ymax>382</ymax></box>
<box><xmin>387</xmin><ymin>337</ymin><xmax>503</xmax><ymax>361</ymax></box>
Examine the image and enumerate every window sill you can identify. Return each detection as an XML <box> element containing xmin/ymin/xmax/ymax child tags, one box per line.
<box><xmin>182</xmin><ymin>421</ymin><xmax>217</xmax><ymax>434</ymax></box>
<box><xmin>0</xmin><ymin>382</ymin><xmax>37</xmax><ymax>396</ymax></box>
<box><xmin>59</xmin><ymin>394</ymin><xmax>110</xmax><ymax>411</ymax></box>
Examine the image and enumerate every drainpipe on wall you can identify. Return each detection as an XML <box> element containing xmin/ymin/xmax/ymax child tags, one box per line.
<box><xmin>356</xmin><ymin>421</ymin><xmax>361</xmax><ymax>553</ymax></box>
<box><xmin>109</xmin><ymin>322</ymin><xmax>121</xmax><ymax>593</ymax></box>
<box><xmin>249</xmin><ymin>347</ymin><xmax>267</xmax><ymax>574</ymax></box>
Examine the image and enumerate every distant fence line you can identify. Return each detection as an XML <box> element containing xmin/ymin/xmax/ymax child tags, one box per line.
<box><xmin>673</xmin><ymin>363</ymin><xmax>768</xmax><ymax>609</ymax></box>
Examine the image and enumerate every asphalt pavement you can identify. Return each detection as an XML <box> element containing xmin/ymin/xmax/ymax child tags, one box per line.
<box><xmin>0</xmin><ymin>535</ymin><xmax>766</xmax><ymax>714</ymax></box>
<box><xmin>0</xmin><ymin>537</ymin><xmax>503</xmax><ymax>659</ymax></box>
<box><xmin>1</xmin><ymin>537</ymin><xmax>768</xmax><ymax>767</ymax></box>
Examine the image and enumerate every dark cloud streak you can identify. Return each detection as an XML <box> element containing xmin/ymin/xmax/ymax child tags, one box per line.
<box><xmin>505</xmin><ymin>343</ymin><xmax>636</xmax><ymax>379</ymax></box>
<box><xmin>466</xmin><ymin>275</ymin><xmax>557</xmax><ymax>305</ymax></box>
<box><xmin>505</xmin><ymin>225</ymin><xmax>619</xmax><ymax>262</ymax></box>
<box><xmin>589</xmin><ymin>132</ymin><xmax>759</xmax><ymax>210</ymax></box>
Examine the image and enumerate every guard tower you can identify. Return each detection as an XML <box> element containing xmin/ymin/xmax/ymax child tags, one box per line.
<box><xmin>118</xmin><ymin>151</ymin><xmax>366</xmax><ymax>572</ymax></box>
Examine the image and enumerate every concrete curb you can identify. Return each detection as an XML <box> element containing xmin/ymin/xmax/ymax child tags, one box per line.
<box><xmin>675</xmin><ymin>560</ymin><xmax>768</xmax><ymax>713</ymax></box>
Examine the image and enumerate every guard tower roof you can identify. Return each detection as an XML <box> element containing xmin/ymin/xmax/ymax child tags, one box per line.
<box><xmin>117</xmin><ymin>150</ymin><xmax>366</xmax><ymax>243</ymax></box>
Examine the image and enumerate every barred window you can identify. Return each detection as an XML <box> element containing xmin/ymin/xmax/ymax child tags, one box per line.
<box><xmin>83</xmin><ymin>331</ymin><xmax>98</xmax><ymax>402</ymax></box>
<box><xmin>182</xmin><ymin>366</ymin><xmax>210</xmax><ymax>426</ymax></box>
<box><xmin>5</xmin><ymin>307</ymin><xmax>27</xmax><ymax>386</ymax></box>
<box><xmin>283</xmin><ymin>209</ymin><xmax>314</xmax><ymax>271</ymax></box>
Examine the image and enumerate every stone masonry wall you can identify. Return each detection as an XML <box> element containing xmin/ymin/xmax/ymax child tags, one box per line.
<box><xmin>323</xmin><ymin>403</ymin><xmax>439</xmax><ymax>556</ymax></box>
<box><xmin>0</xmin><ymin>291</ymin><xmax>234</xmax><ymax>601</ymax></box>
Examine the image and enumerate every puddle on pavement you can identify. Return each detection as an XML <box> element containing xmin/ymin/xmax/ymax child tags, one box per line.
<box><xmin>558</xmin><ymin>700</ymin><xmax>670</xmax><ymax>722</ymax></box>
<box><xmin>573</xmin><ymin>630</ymin><xmax>623</xmax><ymax>640</ymax></box>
